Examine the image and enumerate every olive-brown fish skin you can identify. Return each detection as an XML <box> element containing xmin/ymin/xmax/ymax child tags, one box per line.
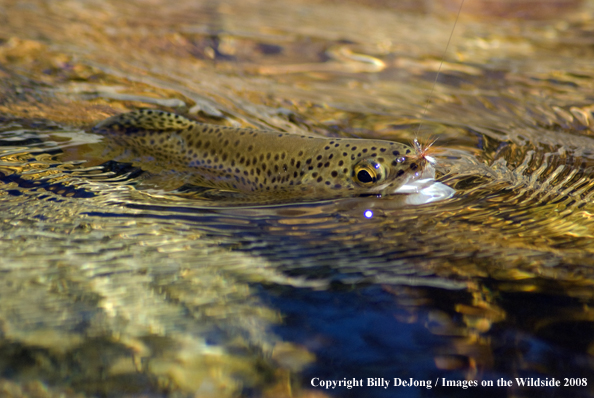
<box><xmin>93</xmin><ymin>109</ymin><xmax>428</xmax><ymax>198</ymax></box>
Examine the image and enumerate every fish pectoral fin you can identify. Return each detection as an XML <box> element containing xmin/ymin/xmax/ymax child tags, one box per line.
<box><xmin>93</xmin><ymin>109</ymin><xmax>197</xmax><ymax>134</ymax></box>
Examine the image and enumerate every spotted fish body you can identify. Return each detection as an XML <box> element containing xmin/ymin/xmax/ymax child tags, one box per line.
<box><xmin>93</xmin><ymin>109</ymin><xmax>432</xmax><ymax>199</ymax></box>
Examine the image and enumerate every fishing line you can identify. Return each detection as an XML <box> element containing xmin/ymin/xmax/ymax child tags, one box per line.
<box><xmin>415</xmin><ymin>0</ymin><xmax>466</xmax><ymax>136</ymax></box>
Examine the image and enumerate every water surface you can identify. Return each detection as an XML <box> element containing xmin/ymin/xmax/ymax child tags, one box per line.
<box><xmin>1</xmin><ymin>0</ymin><xmax>594</xmax><ymax>397</ymax></box>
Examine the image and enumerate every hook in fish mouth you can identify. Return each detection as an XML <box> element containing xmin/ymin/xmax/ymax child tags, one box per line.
<box><xmin>413</xmin><ymin>137</ymin><xmax>438</xmax><ymax>166</ymax></box>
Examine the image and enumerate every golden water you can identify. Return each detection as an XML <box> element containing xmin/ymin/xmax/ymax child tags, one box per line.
<box><xmin>1</xmin><ymin>0</ymin><xmax>594</xmax><ymax>397</ymax></box>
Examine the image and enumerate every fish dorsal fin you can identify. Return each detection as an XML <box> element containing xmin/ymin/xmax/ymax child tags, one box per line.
<box><xmin>93</xmin><ymin>109</ymin><xmax>196</xmax><ymax>133</ymax></box>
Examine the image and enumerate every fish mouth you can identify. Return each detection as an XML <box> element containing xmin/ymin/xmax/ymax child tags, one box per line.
<box><xmin>392</xmin><ymin>163</ymin><xmax>436</xmax><ymax>194</ymax></box>
<box><xmin>390</xmin><ymin>164</ymin><xmax>455</xmax><ymax>204</ymax></box>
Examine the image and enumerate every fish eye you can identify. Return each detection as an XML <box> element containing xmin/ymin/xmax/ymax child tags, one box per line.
<box><xmin>357</xmin><ymin>169</ymin><xmax>373</xmax><ymax>183</ymax></box>
<box><xmin>353</xmin><ymin>159</ymin><xmax>385</xmax><ymax>187</ymax></box>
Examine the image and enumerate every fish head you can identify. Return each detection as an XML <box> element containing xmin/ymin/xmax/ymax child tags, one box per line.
<box><xmin>349</xmin><ymin>142</ymin><xmax>435</xmax><ymax>195</ymax></box>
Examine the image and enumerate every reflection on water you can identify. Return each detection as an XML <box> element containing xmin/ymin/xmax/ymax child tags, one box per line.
<box><xmin>1</xmin><ymin>0</ymin><xmax>594</xmax><ymax>397</ymax></box>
